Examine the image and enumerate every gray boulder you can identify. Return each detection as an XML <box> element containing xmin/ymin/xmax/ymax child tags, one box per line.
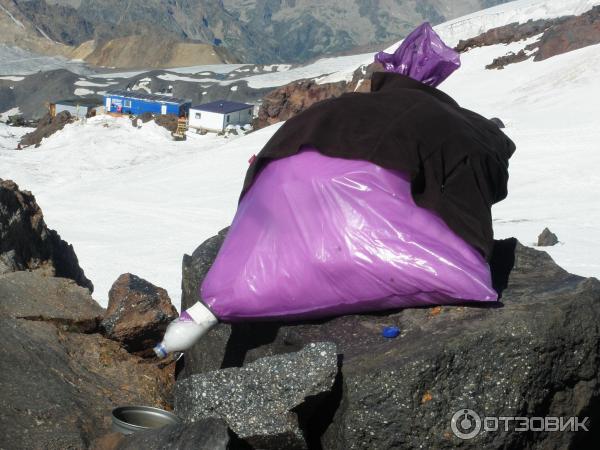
<box><xmin>179</xmin><ymin>227</ymin><xmax>233</xmax><ymax>377</ymax></box>
<box><xmin>0</xmin><ymin>270</ymin><xmax>103</xmax><ymax>332</ymax></box>
<box><xmin>175</xmin><ymin>342</ymin><xmax>338</xmax><ymax>449</ymax></box>
<box><xmin>115</xmin><ymin>418</ymin><xmax>235</xmax><ymax>450</ymax></box>
<box><xmin>537</xmin><ymin>227</ymin><xmax>559</xmax><ymax>246</ymax></box>
<box><xmin>180</xmin><ymin>231</ymin><xmax>599</xmax><ymax>449</ymax></box>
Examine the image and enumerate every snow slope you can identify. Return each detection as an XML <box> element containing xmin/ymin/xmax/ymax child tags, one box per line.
<box><xmin>319</xmin><ymin>0</ymin><xmax>600</xmax><ymax>85</ymax></box>
<box><xmin>442</xmin><ymin>40</ymin><xmax>600</xmax><ymax>281</ymax></box>
<box><xmin>1</xmin><ymin>0</ymin><xmax>599</xmax><ymax>309</ymax></box>
<box><xmin>0</xmin><ymin>117</ymin><xmax>282</xmax><ymax>307</ymax></box>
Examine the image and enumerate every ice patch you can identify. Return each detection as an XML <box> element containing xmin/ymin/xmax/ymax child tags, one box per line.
<box><xmin>74</xmin><ymin>88</ymin><xmax>94</xmax><ymax>96</ymax></box>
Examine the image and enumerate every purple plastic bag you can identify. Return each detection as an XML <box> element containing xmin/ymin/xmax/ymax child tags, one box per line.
<box><xmin>201</xmin><ymin>148</ymin><xmax>497</xmax><ymax>322</ymax></box>
<box><xmin>375</xmin><ymin>22</ymin><xmax>460</xmax><ymax>87</ymax></box>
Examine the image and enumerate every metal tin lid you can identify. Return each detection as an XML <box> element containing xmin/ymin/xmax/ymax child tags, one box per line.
<box><xmin>112</xmin><ymin>405</ymin><xmax>181</xmax><ymax>435</ymax></box>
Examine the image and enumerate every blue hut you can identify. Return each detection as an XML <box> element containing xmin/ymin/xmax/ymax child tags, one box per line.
<box><xmin>103</xmin><ymin>90</ymin><xmax>191</xmax><ymax>116</ymax></box>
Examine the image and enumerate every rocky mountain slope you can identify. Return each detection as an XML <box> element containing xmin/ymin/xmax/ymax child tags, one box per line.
<box><xmin>0</xmin><ymin>0</ymin><xmax>235</xmax><ymax>68</ymax></box>
<box><xmin>1</xmin><ymin>0</ymin><xmax>511</xmax><ymax>67</ymax></box>
<box><xmin>0</xmin><ymin>179</ymin><xmax>177</xmax><ymax>449</ymax></box>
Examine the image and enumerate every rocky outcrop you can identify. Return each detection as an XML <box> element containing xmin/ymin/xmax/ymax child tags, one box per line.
<box><xmin>458</xmin><ymin>6</ymin><xmax>600</xmax><ymax>70</ymax></box>
<box><xmin>0</xmin><ymin>271</ymin><xmax>102</xmax><ymax>332</ymax></box>
<box><xmin>19</xmin><ymin>111</ymin><xmax>74</xmax><ymax>148</ymax></box>
<box><xmin>180</xmin><ymin>231</ymin><xmax>600</xmax><ymax>449</ymax></box>
<box><xmin>348</xmin><ymin>62</ymin><xmax>384</xmax><ymax>94</ymax></box>
<box><xmin>534</xmin><ymin>5</ymin><xmax>600</xmax><ymax>61</ymax></box>
<box><xmin>0</xmin><ymin>179</ymin><xmax>93</xmax><ymax>291</ymax></box>
<box><xmin>0</xmin><ymin>271</ymin><xmax>175</xmax><ymax>450</ymax></box>
<box><xmin>486</xmin><ymin>49</ymin><xmax>530</xmax><ymax>69</ymax></box>
<box><xmin>0</xmin><ymin>183</ymin><xmax>175</xmax><ymax>449</ymax></box>
<box><xmin>455</xmin><ymin>18</ymin><xmax>565</xmax><ymax>53</ymax></box>
<box><xmin>176</xmin><ymin>342</ymin><xmax>338</xmax><ymax>449</ymax></box>
<box><xmin>101</xmin><ymin>273</ymin><xmax>178</xmax><ymax>357</ymax></box>
<box><xmin>538</xmin><ymin>227</ymin><xmax>559</xmax><ymax>246</ymax></box>
<box><xmin>255</xmin><ymin>80</ymin><xmax>347</xmax><ymax>129</ymax></box>
<box><xmin>254</xmin><ymin>62</ymin><xmax>382</xmax><ymax>129</ymax></box>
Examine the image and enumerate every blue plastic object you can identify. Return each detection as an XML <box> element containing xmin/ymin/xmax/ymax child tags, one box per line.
<box><xmin>382</xmin><ymin>326</ymin><xmax>400</xmax><ymax>338</ymax></box>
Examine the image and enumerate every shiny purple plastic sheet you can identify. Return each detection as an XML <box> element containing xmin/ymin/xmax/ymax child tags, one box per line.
<box><xmin>374</xmin><ymin>22</ymin><xmax>460</xmax><ymax>87</ymax></box>
<box><xmin>201</xmin><ymin>148</ymin><xmax>497</xmax><ymax>322</ymax></box>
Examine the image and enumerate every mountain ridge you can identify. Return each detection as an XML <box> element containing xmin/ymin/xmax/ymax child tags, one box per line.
<box><xmin>2</xmin><ymin>0</ymin><xmax>512</xmax><ymax>67</ymax></box>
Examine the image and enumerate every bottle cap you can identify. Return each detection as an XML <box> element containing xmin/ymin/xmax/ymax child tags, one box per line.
<box><xmin>153</xmin><ymin>343</ymin><xmax>168</xmax><ymax>359</ymax></box>
<box><xmin>382</xmin><ymin>326</ymin><xmax>400</xmax><ymax>338</ymax></box>
<box><xmin>185</xmin><ymin>301</ymin><xmax>218</xmax><ymax>325</ymax></box>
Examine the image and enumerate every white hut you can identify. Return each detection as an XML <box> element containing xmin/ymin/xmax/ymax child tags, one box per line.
<box><xmin>189</xmin><ymin>100</ymin><xmax>253</xmax><ymax>132</ymax></box>
<box><xmin>51</xmin><ymin>99</ymin><xmax>102</xmax><ymax>119</ymax></box>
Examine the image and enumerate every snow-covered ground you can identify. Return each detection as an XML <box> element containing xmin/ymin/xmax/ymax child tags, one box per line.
<box><xmin>435</xmin><ymin>0</ymin><xmax>600</xmax><ymax>47</ymax></box>
<box><xmin>0</xmin><ymin>107</ymin><xmax>21</xmax><ymax>122</ymax></box>
<box><xmin>1</xmin><ymin>0</ymin><xmax>599</xmax><ymax>309</ymax></box>
<box><xmin>224</xmin><ymin>53</ymin><xmax>374</xmax><ymax>88</ymax></box>
<box><xmin>0</xmin><ymin>122</ymin><xmax>29</xmax><ymax>149</ymax></box>
<box><xmin>0</xmin><ymin>117</ymin><xmax>283</xmax><ymax>308</ymax></box>
<box><xmin>146</xmin><ymin>53</ymin><xmax>374</xmax><ymax>89</ymax></box>
<box><xmin>442</xmin><ymin>40</ymin><xmax>600</xmax><ymax>281</ymax></box>
<box><xmin>89</xmin><ymin>64</ymin><xmax>248</xmax><ymax>80</ymax></box>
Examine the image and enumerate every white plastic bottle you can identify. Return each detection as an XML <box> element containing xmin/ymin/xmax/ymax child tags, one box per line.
<box><xmin>153</xmin><ymin>301</ymin><xmax>218</xmax><ymax>358</ymax></box>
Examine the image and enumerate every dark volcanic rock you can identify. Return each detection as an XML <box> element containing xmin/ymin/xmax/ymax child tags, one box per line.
<box><xmin>0</xmin><ymin>184</ymin><xmax>174</xmax><ymax>449</ymax></box>
<box><xmin>180</xmin><ymin>227</ymin><xmax>232</xmax><ymax>377</ymax></box>
<box><xmin>180</xmin><ymin>231</ymin><xmax>600</xmax><ymax>449</ymax></box>
<box><xmin>115</xmin><ymin>418</ymin><xmax>236</xmax><ymax>450</ymax></box>
<box><xmin>537</xmin><ymin>227</ymin><xmax>559</xmax><ymax>246</ymax></box>
<box><xmin>19</xmin><ymin>111</ymin><xmax>74</xmax><ymax>148</ymax></box>
<box><xmin>0</xmin><ymin>284</ymin><xmax>174</xmax><ymax>450</ymax></box>
<box><xmin>0</xmin><ymin>179</ymin><xmax>93</xmax><ymax>291</ymax></box>
<box><xmin>175</xmin><ymin>342</ymin><xmax>338</xmax><ymax>449</ymax></box>
<box><xmin>101</xmin><ymin>273</ymin><xmax>178</xmax><ymax>356</ymax></box>
<box><xmin>0</xmin><ymin>271</ymin><xmax>103</xmax><ymax>332</ymax></box>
